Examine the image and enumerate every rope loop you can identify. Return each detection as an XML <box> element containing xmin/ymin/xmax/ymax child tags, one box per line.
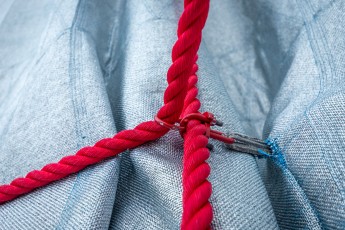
<box><xmin>155</xmin><ymin>112</ymin><xmax>235</xmax><ymax>146</ymax></box>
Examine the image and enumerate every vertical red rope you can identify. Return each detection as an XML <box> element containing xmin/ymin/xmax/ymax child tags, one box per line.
<box><xmin>180</xmin><ymin>60</ymin><xmax>213</xmax><ymax>230</ymax></box>
<box><xmin>182</xmin><ymin>120</ymin><xmax>213</xmax><ymax>230</ymax></box>
<box><xmin>178</xmin><ymin>0</ymin><xmax>212</xmax><ymax>227</ymax></box>
<box><xmin>0</xmin><ymin>0</ymin><xmax>212</xmax><ymax>229</ymax></box>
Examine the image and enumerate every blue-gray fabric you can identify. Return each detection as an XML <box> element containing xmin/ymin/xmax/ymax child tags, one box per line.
<box><xmin>0</xmin><ymin>0</ymin><xmax>344</xmax><ymax>229</ymax></box>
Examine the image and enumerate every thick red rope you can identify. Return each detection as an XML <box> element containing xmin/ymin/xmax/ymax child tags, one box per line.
<box><xmin>181</xmin><ymin>58</ymin><xmax>213</xmax><ymax>229</ymax></box>
<box><xmin>0</xmin><ymin>0</ymin><xmax>211</xmax><ymax>229</ymax></box>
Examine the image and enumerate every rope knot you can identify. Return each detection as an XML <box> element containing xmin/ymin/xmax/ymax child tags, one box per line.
<box><xmin>154</xmin><ymin>112</ymin><xmax>235</xmax><ymax>149</ymax></box>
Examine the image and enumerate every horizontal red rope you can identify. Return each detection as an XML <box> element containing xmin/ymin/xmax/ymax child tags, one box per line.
<box><xmin>0</xmin><ymin>121</ymin><xmax>167</xmax><ymax>202</ymax></box>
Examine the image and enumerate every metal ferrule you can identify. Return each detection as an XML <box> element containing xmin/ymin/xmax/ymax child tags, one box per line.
<box><xmin>225</xmin><ymin>133</ymin><xmax>272</xmax><ymax>156</ymax></box>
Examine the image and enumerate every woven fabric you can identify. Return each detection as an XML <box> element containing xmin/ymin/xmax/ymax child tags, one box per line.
<box><xmin>0</xmin><ymin>0</ymin><xmax>344</xmax><ymax>229</ymax></box>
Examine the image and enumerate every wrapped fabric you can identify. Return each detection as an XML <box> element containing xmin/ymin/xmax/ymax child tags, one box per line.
<box><xmin>0</xmin><ymin>0</ymin><xmax>344</xmax><ymax>229</ymax></box>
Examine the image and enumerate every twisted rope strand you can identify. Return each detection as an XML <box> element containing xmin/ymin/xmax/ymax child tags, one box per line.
<box><xmin>179</xmin><ymin>4</ymin><xmax>213</xmax><ymax>227</ymax></box>
<box><xmin>0</xmin><ymin>121</ymin><xmax>167</xmax><ymax>202</ymax></box>
<box><xmin>181</xmin><ymin>57</ymin><xmax>213</xmax><ymax>229</ymax></box>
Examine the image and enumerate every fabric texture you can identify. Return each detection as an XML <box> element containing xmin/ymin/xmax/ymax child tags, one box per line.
<box><xmin>0</xmin><ymin>0</ymin><xmax>344</xmax><ymax>229</ymax></box>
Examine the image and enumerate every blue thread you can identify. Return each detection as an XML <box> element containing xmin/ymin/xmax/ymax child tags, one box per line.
<box><xmin>257</xmin><ymin>148</ymin><xmax>271</xmax><ymax>158</ymax></box>
<box><xmin>264</xmin><ymin>138</ymin><xmax>287</xmax><ymax>167</ymax></box>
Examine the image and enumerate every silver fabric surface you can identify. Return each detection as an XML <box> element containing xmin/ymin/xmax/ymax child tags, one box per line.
<box><xmin>0</xmin><ymin>0</ymin><xmax>344</xmax><ymax>229</ymax></box>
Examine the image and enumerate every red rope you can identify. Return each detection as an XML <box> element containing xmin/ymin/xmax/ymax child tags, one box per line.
<box><xmin>0</xmin><ymin>0</ymin><xmax>212</xmax><ymax>229</ymax></box>
<box><xmin>180</xmin><ymin>57</ymin><xmax>213</xmax><ymax>229</ymax></box>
